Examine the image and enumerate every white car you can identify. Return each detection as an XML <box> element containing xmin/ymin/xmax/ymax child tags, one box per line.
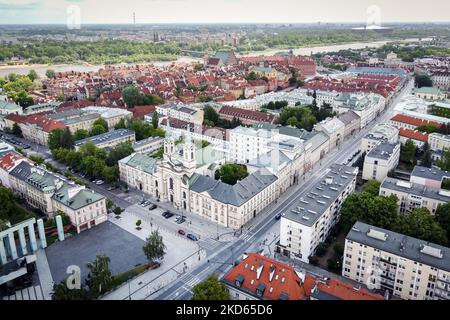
<box><xmin>95</xmin><ymin>180</ymin><xmax>105</xmax><ymax>185</ymax></box>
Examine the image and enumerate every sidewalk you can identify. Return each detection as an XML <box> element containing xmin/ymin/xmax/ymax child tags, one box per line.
<box><xmin>35</xmin><ymin>249</ymin><xmax>54</xmax><ymax>300</ymax></box>
<box><xmin>103</xmin><ymin>211</ymin><xmax>206</xmax><ymax>300</ymax></box>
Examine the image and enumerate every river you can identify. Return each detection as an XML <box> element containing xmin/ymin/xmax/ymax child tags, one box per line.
<box><xmin>0</xmin><ymin>38</ymin><xmax>421</xmax><ymax>77</ymax></box>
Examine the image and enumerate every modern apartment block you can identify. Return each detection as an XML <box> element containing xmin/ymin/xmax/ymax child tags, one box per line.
<box><xmin>379</xmin><ymin>177</ymin><xmax>450</xmax><ymax>214</ymax></box>
<box><xmin>362</xmin><ymin>142</ymin><xmax>400</xmax><ymax>181</ymax></box>
<box><xmin>277</xmin><ymin>164</ymin><xmax>358</xmax><ymax>263</ymax></box>
<box><xmin>343</xmin><ymin>221</ymin><xmax>450</xmax><ymax>300</ymax></box>
<box><xmin>361</xmin><ymin>123</ymin><xmax>399</xmax><ymax>154</ymax></box>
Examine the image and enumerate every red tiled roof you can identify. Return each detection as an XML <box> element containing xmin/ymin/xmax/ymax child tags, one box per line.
<box><xmin>222</xmin><ymin>253</ymin><xmax>310</xmax><ymax>300</ymax></box>
<box><xmin>390</xmin><ymin>114</ymin><xmax>442</xmax><ymax>128</ymax></box>
<box><xmin>131</xmin><ymin>105</ymin><xmax>156</xmax><ymax>119</ymax></box>
<box><xmin>314</xmin><ymin>278</ymin><xmax>383</xmax><ymax>300</ymax></box>
<box><xmin>218</xmin><ymin>106</ymin><xmax>276</xmax><ymax>123</ymax></box>
<box><xmin>5</xmin><ymin>113</ymin><xmax>66</xmax><ymax>133</ymax></box>
<box><xmin>222</xmin><ymin>253</ymin><xmax>383</xmax><ymax>301</ymax></box>
<box><xmin>399</xmin><ymin>127</ymin><xmax>429</xmax><ymax>142</ymax></box>
<box><xmin>0</xmin><ymin>152</ymin><xmax>29</xmax><ymax>172</ymax></box>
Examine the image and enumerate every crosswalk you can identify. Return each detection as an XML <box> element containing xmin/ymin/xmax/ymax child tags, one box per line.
<box><xmin>2</xmin><ymin>285</ymin><xmax>45</xmax><ymax>300</ymax></box>
<box><xmin>239</xmin><ymin>231</ymin><xmax>254</xmax><ymax>242</ymax></box>
<box><xmin>180</xmin><ymin>273</ymin><xmax>201</xmax><ymax>288</ymax></box>
<box><xmin>198</xmin><ymin>238</ymin><xmax>222</xmax><ymax>251</ymax></box>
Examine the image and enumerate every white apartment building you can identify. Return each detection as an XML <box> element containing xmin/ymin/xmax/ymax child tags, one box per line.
<box><xmin>362</xmin><ymin>142</ymin><xmax>400</xmax><ymax>181</ymax></box>
<box><xmin>431</xmin><ymin>72</ymin><xmax>450</xmax><ymax>91</ymax></box>
<box><xmin>277</xmin><ymin>164</ymin><xmax>358</xmax><ymax>263</ymax></box>
<box><xmin>334</xmin><ymin>93</ymin><xmax>386</xmax><ymax>128</ymax></box>
<box><xmin>361</xmin><ymin>123</ymin><xmax>399</xmax><ymax>154</ymax></box>
<box><xmin>315</xmin><ymin>90</ymin><xmax>339</xmax><ymax>108</ymax></box>
<box><xmin>314</xmin><ymin>117</ymin><xmax>345</xmax><ymax>148</ymax></box>
<box><xmin>428</xmin><ymin>133</ymin><xmax>450</xmax><ymax>152</ymax></box>
<box><xmin>156</xmin><ymin>104</ymin><xmax>204</xmax><ymax>125</ymax></box>
<box><xmin>379</xmin><ymin>177</ymin><xmax>450</xmax><ymax>215</ymax></box>
<box><xmin>343</xmin><ymin>221</ymin><xmax>450</xmax><ymax>300</ymax></box>
<box><xmin>132</xmin><ymin>136</ymin><xmax>164</xmax><ymax>154</ymax></box>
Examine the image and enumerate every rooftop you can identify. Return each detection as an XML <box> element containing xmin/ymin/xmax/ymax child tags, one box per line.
<box><xmin>381</xmin><ymin>177</ymin><xmax>450</xmax><ymax>203</ymax></box>
<box><xmin>347</xmin><ymin>221</ymin><xmax>450</xmax><ymax>273</ymax></box>
<box><xmin>366</xmin><ymin>142</ymin><xmax>399</xmax><ymax>160</ymax></box>
<box><xmin>120</xmin><ymin>152</ymin><xmax>157</xmax><ymax>174</ymax></box>
<box><xmin>75</xmin><ymin>129</ymin><xmax>135</xmax><ymax>147</ymax></box>
<box><xmin>283</xmin><ymin>164</ymin><xmax>358</xmax><ymax>227</ymax></box>
<box><xmin>411</xmin><ymin>165</ymin><xmax>450</xmax><ymax>182</ymax></box>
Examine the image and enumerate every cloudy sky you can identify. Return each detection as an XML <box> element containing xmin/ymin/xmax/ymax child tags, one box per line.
<box><xmin>1</xmin><ymin>0</ymin><xmax>449</xmax><ymax>24</ymax></box>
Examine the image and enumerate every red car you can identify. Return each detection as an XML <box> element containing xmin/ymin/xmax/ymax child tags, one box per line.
<box><xmin>178</xmin><ymin>229</ymin><xmax>186</xmax><ymax>236</ymax></box>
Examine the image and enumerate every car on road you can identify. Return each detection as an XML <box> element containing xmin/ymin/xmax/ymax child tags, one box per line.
<box><xmin>148</xmin><ymin>204</ymin><xmax>157</xmax><ymax>210</ymax></box>
<box><xmin>22</xmin><ymin>145</ymin><xmax>30</xmax><ymax>149</ymax></box>
<box><xmin>149</xmin><ymin>262</ymin><xmax>161</xmax><ymax>270</ymax></box>
<box><xmin>95</xmin><ymin>180</ymin><xmax>105</xmax><ymax>185</ymax></box>
<box><xmin>107</xmin><ymin>185</ymin><xmax>116</xmax><ymax>191</ymax></box>
<box><xmin>275</xmin><ymin>213</ymin><xmax>282</xmax><ymax>220</ymax></box>
<box><xmin>178</xmin><ymin>229</ymin><xmax>186</xmax><ymax>235</ymax></box>
<box><xmin>186</xmin><ymin>234</ymin><xmax>198</xmax><ymax>241</ymax></box>
<box><xmin>141</xmin><ymin>200</ymin><xmax>150</xmax><ymax>207</ymax></box>
<box><xmin>176</xmin><ymin>216</ymin><xmax>186</xmax><ymax>224</ymax></box>
<box><xmin>162</xmin><ymin>211</ymin><xmax>174</xmax><ymax>219</ymax></box>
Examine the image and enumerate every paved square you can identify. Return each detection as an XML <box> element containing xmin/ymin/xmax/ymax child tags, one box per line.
<box><xmin>46</xmin><ymin>221</ymin><xmax>147</xmax><ymax>284</ymax></box>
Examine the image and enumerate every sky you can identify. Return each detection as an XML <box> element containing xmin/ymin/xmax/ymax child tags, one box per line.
<box><xmin>1</xmin><ymin>0</ymin><xmax>450</xmax><ymax>25</ymax></box>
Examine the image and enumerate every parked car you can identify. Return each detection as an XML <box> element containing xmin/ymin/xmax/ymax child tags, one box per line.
<box><xmin>95</xmin><ymin>180</ymin><xmax>105</xmax><ymax>185</ymax></box>
<box><xmin>107</xmin><ymin>186</ymin><xmax>116</xmax><ymax>191</ymax></box>
<box><xmin>186</xmin><ymin>234</ymin><xmax>198</xmax><ymax>241</ymax></box>
<box><xmin>162</xmin><ymin>211</ymin><xmax>174</xmax><ymax>219</ymax></box>
<box><xmin>141</xmin><ymin>200</ymin><xmax>150</xmax><ymax>207</ymax></box>
<box><xmin>149</xmin><ymin>262</ymin><xmax>161</xmax><ymax>270</ymax></box>
<box><xmin>178</xmin><ymin>229</ymin><xmax>186</xmax><ymax>236</ymax></box>
<box><xmin>275</xmin><ymin>213</ymin><xmax>282</xmax><ymax>220</ymax></box>
<box><xmin>148</xmin><ymin>204</ymin><xmax>157</xmax><ymax>210</ymax></box>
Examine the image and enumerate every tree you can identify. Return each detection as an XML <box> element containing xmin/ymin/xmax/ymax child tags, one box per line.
<box><xmin>287</xmin><ymin>116</ymin><xmax>299</xmax><ymax>127</ymax></box>
<box><xmin>48</xmin><ymin>128</ymin><xmax>74</xmax><ymax>151</ymax></box>
<box><xmin>362</xmin><ymin>180</ymin><xmax>381</xmax><ymax>196</ymax></box>
<box><xmin>215</xmin><ymin>164</ymin><xmax>248</xmax><ymax>185</ymax></box>
<box><xmin>437</xmin><ymin>149</ymin><xmax>450</xmax><ymax>171</ymax></box>
<box><xmin>86</xmin><ymin>254</ymin><xmax>113</xmax><ymax>297</ymax></box>
<box><xmin>420</xmin><ymin>142</ymin><xmax>432</xmax><ymax>168</ymax></box>
<box><xmin>142</xmin><ymin>230</ymin><xmax>166</xmax><ymax>264</ymax></box>
<box><xmin>121</xmin><ymin>85</ymin><xmax>141</xmax><ymax>108</ymax></box>
<box><xmin>45</xmin><ymin>69</ymin><xmax>55</xmax><ymax>78</ymax></box>
<box><xmin>152</xmin><ymin>112</ymin><xmax>159</xmax><ymax>129</ymax></box>
<box><xmin>435</xmin><ymin>203</ymin><xmax>450</xmax><ymax>244</ymax></box>
<box><xmin>417</xmin><ymin>124</ymin><xmax>439</xmax><ymax>134</ymax></box>
<box><xmin>102</xmin><ymin>165</ymin><xmax>119</xmax><ymax>183</ymax></box>
<box><xmin>396</xmin><ymin>208</ymin><xmax>448</xmax><ymax>246</ymax></box>
<box><xmin>15</xmin><ymin>89</ymin><xmax>33</xmax><ymax>107</ymax></box>
<box><xmin>136</xmin><ymin>219</ymin><xmax>142</xmax><ymax>230</ymax></box>
<box><xmin>400</xmin><ymin>139</ymin><xmax>416</xmax><ymax>165</ymax></box>
<box><xmin>114</xmin><ymin>207</ymin><xmax>122</xmax><ymax>216</ymax></box>
<box><xmin>93</xmin><ymin>118</ymin><xmax>108</xmax><ymax>131</ymax></box>
<box><xmin>114</xmin><ymin>118</ymin><xmax>127</xmax><ymax>130</ymax></box>
<box><xmin>192</xmin><ymin>274</ymin><xmax>228</xmax><ymax>300</ymax></box>
<box><xmin>106</xmin><ymin>199</ymin><xmax>114</xmax><ymax>210</ymax></box>
<box><xmin>52</xmin><ymin>281</ymin><xmax>88</xmax><ymax>300</ymax></box>
<box><xmin>415</xmin><ymin>74</ymin><xmax>432</xmax><ymax>88</ymax></box>
<box><xmin>90</xmin><ymin>124</ymin><xmax>107</xmax><ymax>136</ymax></box>
<box><xmin>27</xmin><ymin>70</ymin><xmax>39</xmax><ymax>82</ymax></box>
<box><xmin>74</xmin><ymin>129</ymin><xmax>89</xmax><ymax>141</ymax></box>
<box><xmin>106</xmin><ymin>142</ymin><xmax>134</xmax><ymax>166</ymax></box>
<box><xmin>203</xmin><ymin>105</ymin><xmax>219</xmax><ymax>125</ymax></box>
<box><xmin>12</xmin><ymin>123</ymin><xmax>23</xmax><ymax>137</ymax></box>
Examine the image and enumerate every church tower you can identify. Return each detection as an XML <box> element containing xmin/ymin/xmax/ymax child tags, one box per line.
<box><xmin>182</xmin><ymin>126</ymin><xmax>196</xmax><ymax>170</ymax></box>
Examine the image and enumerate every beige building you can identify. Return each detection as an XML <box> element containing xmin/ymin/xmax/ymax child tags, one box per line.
<box><xmin>429</xmin><ymin>133</ymin><xmax>450</xmax><ymax>152</ymax></box>
<box><xmin>415</xmin><ymin>87</ymin><xmax>446</xmax><ymax>101</ymax></box>
<box><xmin>379</xmin><ymin>177</ymin><xmax>450</xmax><ymax>215</ymax></box>
<box><xmin>343</xmin><ymin>221</ymin><xmax>450</xmax><ymax>300</ymax></box>
<box><xmin>314</xmin><ymin>117</ymin><xmax>345</xmax><ymax>148</ymax></box>
<box><xmin>361</xmin><ymin>123</ymin><xmax>399</xmax><ymax>154</ymax></box>
<box><xmin>9</xmin><ymin>161</ymin><xmax>107</xmax><ymax>233</ymax></box>
<box><xmin>362</xmin><ymin>142</ymin><xmax>400</xmax><ymax>181</ymax></box>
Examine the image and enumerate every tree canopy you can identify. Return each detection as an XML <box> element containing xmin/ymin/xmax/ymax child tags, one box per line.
<box><xmin>48</xmin><ymin>128</ymin><xmax>75</xmax><ymax>151</ymax></box>
<box><xmin>215</xmin><ymin>164</ymin><xmax>248</xmax><ymax>185</ymax></box>
<box><xmin>192</xmin><ymin>274</ymin><xmax>228</xmax><ymax>300</ymax></box>
<box><xmin>142</xmin><ymin>230</ymin><xmax>166</xmax><ymax>263</ymax></box>
<box><xmin>86</xmin><ymin>254</ymin><xmax>113</xmax><ymax>298</ymax></box>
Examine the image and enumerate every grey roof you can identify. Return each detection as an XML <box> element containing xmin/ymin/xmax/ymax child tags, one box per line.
<box><xmin>213</xmin><ymin>50</ymin><xmax>235</xmax><ymax>65</ymax></box>
<box><xmin>132</xmin><ymin>136</ymin><xmax>164</xmax><ymax>148</ymax></box>
<box><xmin>346</xmin><ymin>67</ymin><xmax>407</xmax><ymax>77</ymax></box>
<box><xmin>52</xmin><ymin>184</ymin><xmax>105</xmax><ymax>210</ymax></box>
<box><xmin>75</xmin><ymin>129</ymin><xmax>135</xmax><ymax>147</ymax></box>
<box><xmin>366</xmin><ymin>142</ymin><xmax>399</xmax><ymax>160</ymax></box>
<box><xmin>411</xmin><ymin>165</ymin><xmax>450</xmax><ymax>182</ymax></box>
<box><xmin>248</xmin><ymin>149</ymin><xmax>291</xmax><ymax>171</ymax></box>
<box><xmin>0</xmin><ymin>100</ymin><xmax>20</xmax><ymax>111</ymax></box>
<box><xmin>381</xmin><ymin>177</ymin><xmax>450</xmax><ymax>203</ymax></box>
<box><xmin>337</xmin><ymin>110</ymin><xmax>360</xmax><ymax>125</ymax></box>
<box><xmin>9</xmin><ymin>160</ymin><xmax>33</xmax><ymax>181</ymax></box>
<box><xmin>252</xmin><ymin>123</ymin><xmax>316</xmax><ymax>140</ymax></box>
<box><xmin>304</xmin><ymin>131</ymin><xmax>329</xmax><ymax>152</ymax></box>
<box><xmin>283</xmin><ymin>164</ymin><xmax>358</xmax><ymax>226</ymax></box>
<box><xmin>189</xmin><ymin>168</ymin><xmax>277</xmax><ymax>207</ymax></box>
<box><xmin>120</xmin><ymin>152</ymin><xmax>157</xmax><ymax>174</ymax></box>
<box><xmin>347</xmin><ymin>221</ymin><xmax>450</xmax><ymax>272</ymax></box>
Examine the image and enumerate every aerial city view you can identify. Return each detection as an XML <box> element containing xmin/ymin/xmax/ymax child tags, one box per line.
<box><xmin>0</xmin><ymin>0</ymin><xmax>450</xmax><ymax>310</ymax></box>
